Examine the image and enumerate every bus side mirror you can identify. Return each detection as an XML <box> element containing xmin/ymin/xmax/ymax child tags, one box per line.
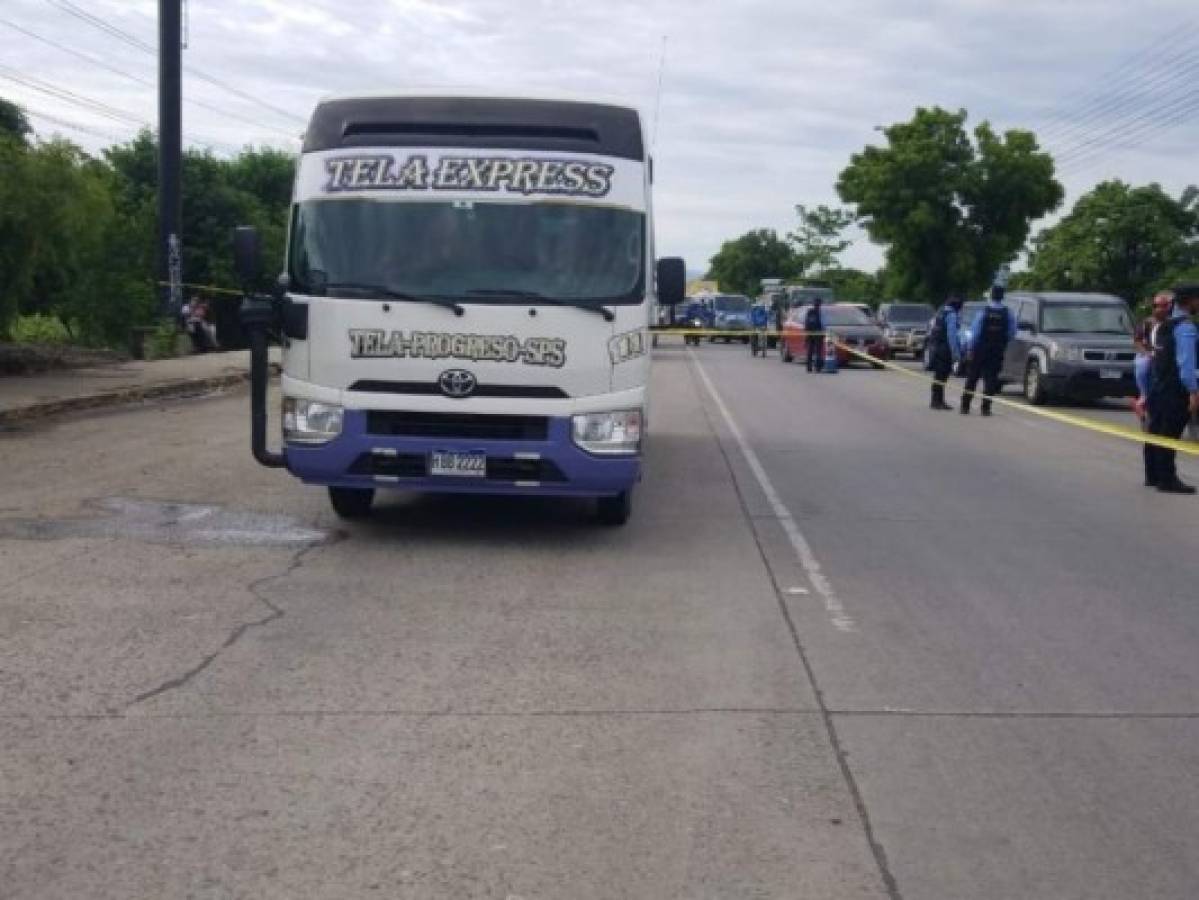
<box><xmin>657</xmin><ymin>257</ymin><xmax>685</xmax><ymax>306</ymax></box>
<box><xmin>233</xmin><ymin>226</ymin><xmax>262</xmax><ymax>291</ymax></box>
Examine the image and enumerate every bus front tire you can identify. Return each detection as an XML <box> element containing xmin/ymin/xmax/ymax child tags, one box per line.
<box><xmin>329</xmin><ymin>486</ymin><xmax>375</xmax><ymax>519</ymax></box>
<box><xmin>596</xmin><ymin>490</ymin><xmax>632</xmax><ymax>526</ymax></box>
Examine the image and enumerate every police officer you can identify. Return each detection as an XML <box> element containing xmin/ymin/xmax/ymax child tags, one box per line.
<box><xmin>928</xmin><ymin>295</ymin><xmax>963</xmax><ymax>410</ymax></box>
<box><xmin>1145</xmin><ymin>283</ymin><xmax>1199</xmax><ymax>493</ymax></box>
<box><xmin>804</xmin><ymin>297</ymin><xmax>824</xmax><ymax>373</ymax></box>
<box><xmin>749</xmin><ymin>301</ymin><xmax>771</xmax><ymax>355</ymax></box>
<box><xmin>960</xmin><ymin>284</ymin><xmax>1016</xmax><ymax>416</ymax></box>
<box><xmin>1134</xmin><ymin>292</ymin><xmax>1173</xmax><ymax>485</ymax></box>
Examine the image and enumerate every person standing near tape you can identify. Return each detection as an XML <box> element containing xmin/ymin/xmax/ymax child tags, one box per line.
<box><xmin>928</xmin><ymin>295</ymin><xmax>964</xmax><ymax>410</ymax></box>
<box><xmin>804</xmin><ymin>298</ymin><xmax>824</xmax><ymax>374</ymax></box>
<box><xmin>960</xmin><ymin>285</ymin><xmax>1016</xmax><ymax>416</ymax></box>
<box><xmin>1134</xmin><ymin>292</ymin><xmax>1173</xmax><ymax>485</ymax></box>
<box><xmin>1145</xmin><ymin>284</ymin><xmax>1199</xmax><ymax>494</ymax></box>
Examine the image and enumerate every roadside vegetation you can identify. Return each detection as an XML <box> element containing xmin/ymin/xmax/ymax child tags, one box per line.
<box><xmin>706</xmin><ymin>106</ymin><xmax>1198</xmax><ymax>309</ymax></box>
<box><xmin>0</xmin><ymin>97</ymin><xmax>293</xmax><ymax>354</ymax></box>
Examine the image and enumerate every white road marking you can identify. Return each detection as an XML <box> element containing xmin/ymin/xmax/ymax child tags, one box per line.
<box><xmin>690</xmin><ymin>352</ymin><xmax>857</xmax><ymax>633</ymax></box>
<box><xmin>787</xmin><ymin>586</ymin><xmax>809</xmax><ymax>595</ymax></box>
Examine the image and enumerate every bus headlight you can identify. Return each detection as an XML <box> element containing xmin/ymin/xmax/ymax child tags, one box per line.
<box><xmin>283</xmin><ymin>397</ymin><xmax>343</xmax><ymax>444</ymax></box>
<box><xmin>572</xmin><ymin>408</ymin><xmax>643</xmax><ymax>455</ymax></box>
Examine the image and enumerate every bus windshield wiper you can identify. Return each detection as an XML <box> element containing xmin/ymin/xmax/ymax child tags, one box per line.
<box><xmin>463</xmin><ymin>289</ymin><xmax>615</xmax><ymax>322</ymax></box>
<box><xmin>323</xmin><ymin>282</ymin><xmax>464</xmax><ymax>316</ymax></box>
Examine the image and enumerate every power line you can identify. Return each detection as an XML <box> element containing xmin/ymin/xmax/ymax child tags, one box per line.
<box><xmin>0</xmin><ymin>67</ymin><xmax>242</xmax><ymax>154</ymax></box>
<box><xmin>1040</xmin><ymin>43</ymin><xmax>1199</xmax><ymax>149</ymax></box>
<box><xmin>1057</xmin><ymin>92</ymin><xmax>1199</xmax><ymax>175</ymax></box>
<box><xmin>44</xmin><ymin>0</ymin><xmax>307</xmax><ymax>127</ymax></box>
<box><xmin>0</xmin><ymin>65</ymin><xmax>144</xmax><ymax>125</ymax></box>
<box><xmin>1033</xmin><ymin>19</ymin><xmax>1196</xmax><ymax>138</ymax></box>
<box><xmin>1037</xmin><ymin>25</ymin><xmax>1199</xmax><ymax>144</ymax></box>
<box><xmin>1056</xmin><ymin>83</ymin><xmax>1199</xmax><ymax>165</ymax></box>
<box><xmin>0</xmin><ymin>15</ymin><xmax>298</xmax><ymax>141</ymax></box>
<box><xmin>22</xmin><ymin>105</ymin><xmax>128</xmax><ymax>143</ymax></box>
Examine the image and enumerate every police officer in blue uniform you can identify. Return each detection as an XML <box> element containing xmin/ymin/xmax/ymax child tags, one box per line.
<box><xmin>960</xmin><ymin>285</ymin><xmax>1016</xmax><ymax>416</ymax></box>
<box><xmin>804</xmin><ymin>298</ymin><xmax>824</xmax><ymax>373</ymax></box>
<box><xmin>750</xmin><ymin>301</ymin><xmax>771</xmax><ymax>355</ymax></box>
<box><xmin>928</xmin><ymin>295</ymin><xmax>963</xmax><ymax>410</ymax></box>
<box><xmin>1145</xmin><ymin>284</ymin><xmax>1199</xmax><ymax>493</ymax></box>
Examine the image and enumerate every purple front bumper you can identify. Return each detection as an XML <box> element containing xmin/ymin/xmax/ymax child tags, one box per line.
<box><xmin>284</xmin><ymin>410</ymin><xmax>639</xmax><ymax>498</ymax></box>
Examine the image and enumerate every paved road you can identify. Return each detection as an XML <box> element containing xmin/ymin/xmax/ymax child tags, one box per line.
<box><xmin>2</xmin><ymin>346</ymin><xmax>1198</xmax><ymax>898</ymax></box>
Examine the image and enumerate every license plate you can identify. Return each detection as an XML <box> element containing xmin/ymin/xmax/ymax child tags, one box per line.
<box><xmin>1099</xmin><ymin>368</ymin><xmax>1122</xmax><ymax>380</ymax></box>
<box><xmin>430</xmin><ymin>450</ymin><xmax>486</xmax><ymax>477</ymax></box>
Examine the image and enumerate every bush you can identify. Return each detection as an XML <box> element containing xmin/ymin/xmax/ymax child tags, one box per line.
<box><xmin>10</xmin><ymin>313</ymin><xmax>72</xmax><ymax>344</ymax></box>
<box><xmin>147</xmin><ymin>318</ymin><xmax>181</xmax><ymax>359</ymax></box>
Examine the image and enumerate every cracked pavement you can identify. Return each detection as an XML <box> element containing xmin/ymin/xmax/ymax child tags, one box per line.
<box><xmin>3</xmin><ymin>348</ymin><xmax>1199</xmax><ymax>898</ymax></box>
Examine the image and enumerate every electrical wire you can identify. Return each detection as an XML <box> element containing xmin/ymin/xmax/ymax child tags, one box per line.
<box><xmin>0</xmin><ymin>16</ymin><xmax>299</xmax><ymax>141</ymax></box>
<box><xmin>0</xmin><ymin>67</ymin><xmax>242</xmax><ymax>154</ymax></box>
<box><xmin>1038</xmin><ymin>30</ymin><xmax>1199</xmax><ymax>144</ymax></box>
<box><xmin>1034</xmin><ymin>19</ymin><xmax>1196</xmax><ymax>139</ymax></box>
<box><xmin>44</xmin><ymin>0</ymin><xmax>306</xmax><ymax>127</ymax></box>
<box><xmin>22</xmin><ymin>105</ymin><xmax>128</xmax><ymax>143</ymax></box>
<box><xmin>0</xmin><ymin>65</ymin><xmax>144</xmax><ymax>125</ymax></box>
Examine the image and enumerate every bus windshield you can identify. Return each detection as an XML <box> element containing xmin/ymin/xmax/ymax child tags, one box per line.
<box><xmin>289</xmin><ymin>199</ymin><xmax>646</xmax><ymax>304</ymax></box>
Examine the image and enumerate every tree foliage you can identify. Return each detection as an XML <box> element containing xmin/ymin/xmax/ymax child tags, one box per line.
<box><xmin>837</xmin><ymin>106</ymin><xmax>1063</xmax><ymax>303</ymax></box>
<box><xmin>706</xmin><ymin>228</ymin><xmax>800</xmax><ymax>295</ymax></box>
<box><xmin>0</xmin><ymin>98</ymin><xmax>31</xmax><ymax>143</ymax></box>
<box><xmin>1024</xmin><ymin>180</ymin><xmax>1198</xmax><ymax>302</ymax></box>
<box><xmin>0</xmin><ymin>110</ymin><xmax>294</xmax><ymax>344</ymax></box>
<box><xmin>821</xmin><ymin>267</ymin><xmax>885</xmax><ymax>304</ymax></box>
<box><xmin>788</xmin><ymin>204</ymin><xmax>854</xmax><ymax>276</ymax></box>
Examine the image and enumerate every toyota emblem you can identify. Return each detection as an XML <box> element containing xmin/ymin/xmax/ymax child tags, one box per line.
<box><xmin>438</xmin><ymin>369</ymin><xmax>477</xmax><ymax>399</ymax></box>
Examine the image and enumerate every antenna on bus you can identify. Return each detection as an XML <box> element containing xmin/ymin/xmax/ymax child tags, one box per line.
<box><xmin>652</xmin><ymin>35</ymin><xmax>668</xmax><ymax>148</ymax></box>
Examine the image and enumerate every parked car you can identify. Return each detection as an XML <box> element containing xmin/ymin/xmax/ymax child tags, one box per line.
<box><xmin>780</xmin><ymin>303</ymin><xmax>888</xmax><ymax>367</ymax></box>
<box><xmin>708</xmin><ymin>293</ymin><xmax>754</xmax><ymax>342</ymax></box>
<box><xmin>999</xmin><ymin>291</ymin><xmax>1137</xmax><ymax>404</ymax></box>
<box><xmin>878</xmin><ymin>302</ymin><xmax>935</xmax><ymax>358</ymax></box>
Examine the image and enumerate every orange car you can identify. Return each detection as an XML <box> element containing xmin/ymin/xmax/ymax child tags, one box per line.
<box><xmin>779</xmin><ymin>303</ymin><xmax>889</xmax><ymax>367</ymax></box>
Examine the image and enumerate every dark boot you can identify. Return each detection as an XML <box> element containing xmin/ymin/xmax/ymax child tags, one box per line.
<box><xmin>1157</xmin><ymin>480</ymin><xmax>1197</xmax><ymax>494</ymax></box>
<box><xmin>981</xmin><ymin>399</ymin><xmax>993</xmax><ymax>417</ymax></box>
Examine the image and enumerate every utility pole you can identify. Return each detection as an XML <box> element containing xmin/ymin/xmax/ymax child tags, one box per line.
<box><xmin>158</xmin><ymin>0</ymin><xmax>182</xmax><ymax>318</ymax></box>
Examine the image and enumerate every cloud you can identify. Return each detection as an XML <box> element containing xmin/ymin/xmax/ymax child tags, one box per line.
<box><xmin>1</xmin><ymin>0</ymin><xmax>1196</xmax><ymax>280</ymax></box>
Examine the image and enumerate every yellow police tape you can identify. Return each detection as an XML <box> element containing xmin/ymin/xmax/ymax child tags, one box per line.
<box><xmin>655</xmin><ymin>328</ymin><xmax>1199</xmax><ymax>457</ymax></box>
<box><xmin>155</xmin><ymin>280</ymin><xmax>244</xmax><ymax>297</ymax></box>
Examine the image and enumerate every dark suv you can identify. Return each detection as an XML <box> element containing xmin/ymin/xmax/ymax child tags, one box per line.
<box><xmin>999</xmin><ymin>292</ymin><xmax>1137</xmax><ymax>404</ymax></box>
<box><xmin>878</xmin><ymin>302</ymin><xmax>935</xmax><ymax>358</ymax></box>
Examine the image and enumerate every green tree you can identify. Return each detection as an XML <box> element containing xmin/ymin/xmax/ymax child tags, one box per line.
<box><xmin>836</xmin><ymin>107</ymin><xmax>1063</xmax><ymax>303</ymax></box>
<box><xmin>0</xmin><ymin>97</ymin><xmax>30</xmax><ymax>143</ymax></box>
<box><xmin>788</xmin><ymin>204</ymin><xmax>854</xmax><ymax>275</ymax></box>
<box><xmin>1</xmin><ymin>128</ymin><xmax>294</xmax><ymax>345</ymax></box>
<box><xmin>822</xmin><ymin>267</ymin><xmax>884</xmax><ymax>304</ymax></box>
<box><xmin>1025</xmin><ymin>181</ymin><xmax>1197</xmax><ymax>302</ymax></box>
<box><xmin>706</xmin><ymin>228</ymin><xmax>799</xmax><ymax>295</ymax></box>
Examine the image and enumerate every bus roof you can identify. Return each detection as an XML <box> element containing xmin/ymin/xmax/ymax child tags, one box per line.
<box><xmin>303</xmin><ymin>92</ymin><xmax>645</xmax><ymax>160</ymax></box>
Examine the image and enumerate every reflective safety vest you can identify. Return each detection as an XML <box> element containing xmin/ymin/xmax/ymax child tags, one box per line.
<box><xmin>977</xmin><ymin>304</ymin><xmax>1010</xmax><ymax>354</ymax></box>
<box><xmin>1151</xmin><ymin>316</ymin><xmax>1185</xmax><ymax>397</ymax></box>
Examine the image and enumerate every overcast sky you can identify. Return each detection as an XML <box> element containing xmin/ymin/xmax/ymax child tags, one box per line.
<box><xmin>2</xmin><ymin>0</ymin><xmax>1197</xmax><ymax>276</ymax></box>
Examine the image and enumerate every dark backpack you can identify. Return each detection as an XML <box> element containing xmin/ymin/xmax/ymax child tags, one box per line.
<box><xmin>804</xmin><ymin>307</ymin><xmax>822</xmax><ymax>331</ymax></box>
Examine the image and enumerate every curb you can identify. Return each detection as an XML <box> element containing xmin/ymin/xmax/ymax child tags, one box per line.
<box><xmin>0</xmin><ymin>364</ymin><xmax>279</xmax><ymax>428</ymax></box>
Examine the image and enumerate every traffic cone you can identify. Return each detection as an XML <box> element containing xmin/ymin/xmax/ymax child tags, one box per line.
<box><xmin>822</xmin><ymin>335</ymin><xmax>839</xmax><ymax>373</ymax></box>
